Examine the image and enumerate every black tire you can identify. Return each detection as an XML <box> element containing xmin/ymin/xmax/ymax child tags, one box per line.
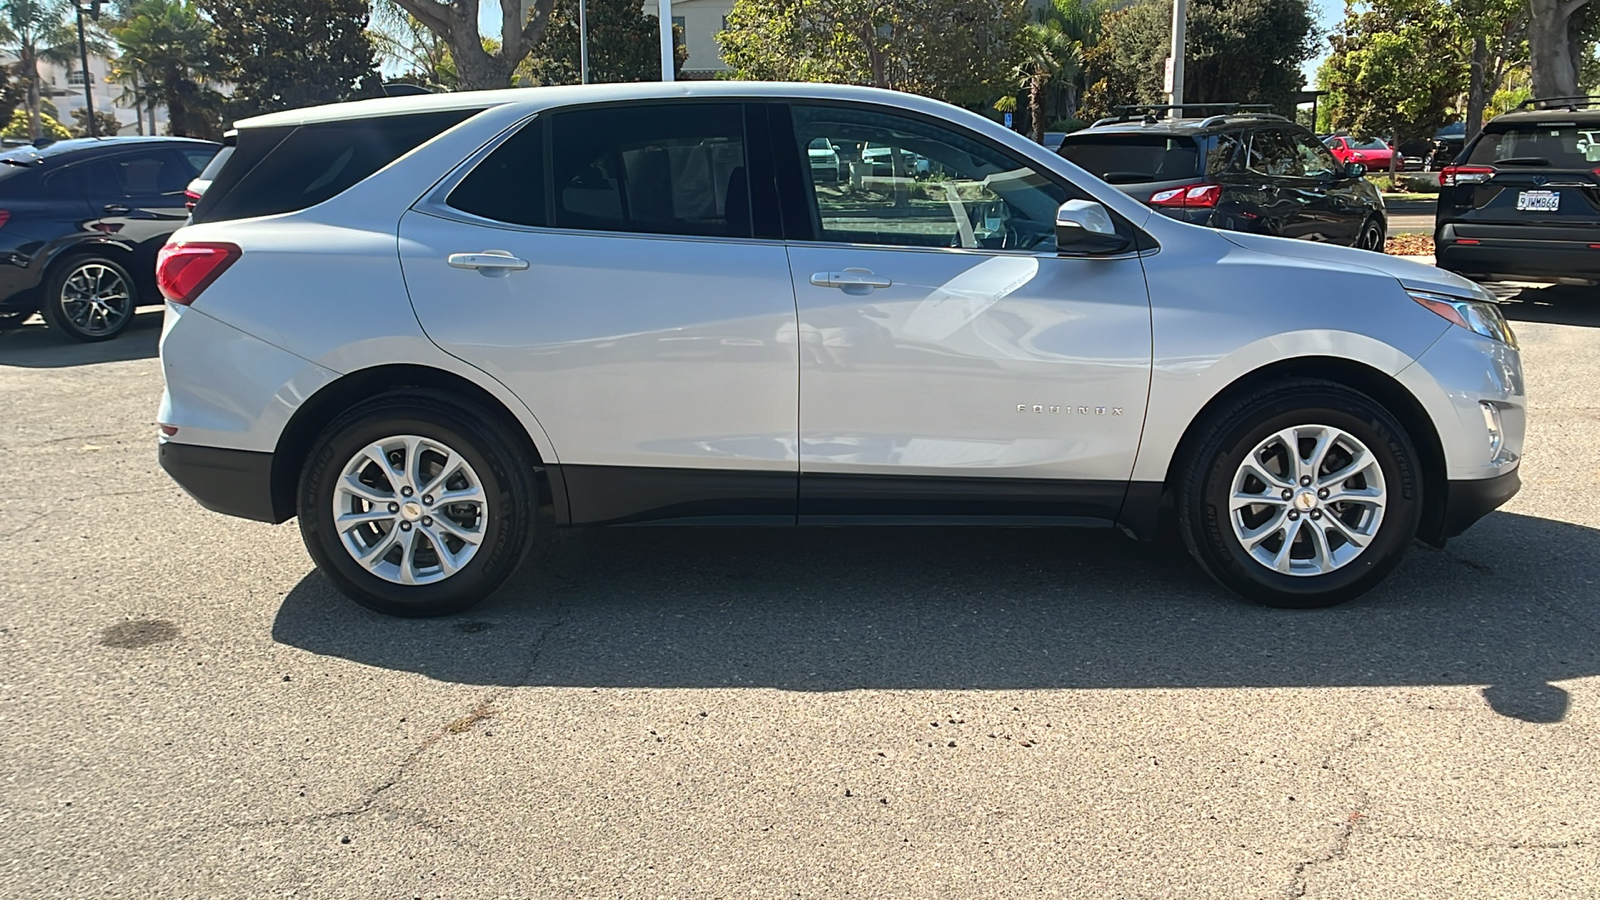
<box><xmin>1177</xmin><ymin>379</ymin><xmax>1422</xmax><ymax>609</ymax></box>
<box><xmin>297</xmin><ymin>390</ymin><xmax>536</xmax><ymax>617</ymax></box>
<box><xmin>40</xmin><ymin>255</ymin><xmax>137</xmax><ymax>342</ymax></box>
<box><xmin>1354</xmin><ymin>217</ymin><xmax>1386</xmax><ymax>253</ymax></box>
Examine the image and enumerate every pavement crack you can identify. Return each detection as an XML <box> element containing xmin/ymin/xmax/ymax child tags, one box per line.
<box><xmin>1284</xmin><ymin>722</ymin><xmax>1381</xmax><ymax>898</ymax></box>
<box><xmin>1384</xmin><ymin>832</ymin><xmax>1594</xmax><ymax>851</ymax></box>
<box><xmin>225</xmin><ymin>616</ymin><xmax>566</xmax><ymax>831</ymax></box>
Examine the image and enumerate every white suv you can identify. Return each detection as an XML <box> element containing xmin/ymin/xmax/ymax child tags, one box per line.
<box><xmin>156</xmin><ymin>83</ymin><xmax>1524</xmax><ymax>616</ymax></box>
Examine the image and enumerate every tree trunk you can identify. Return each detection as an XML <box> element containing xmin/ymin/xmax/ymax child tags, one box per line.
<box><xmin>1466</xmin><ymin>35</ymin><xmax>1488</xmax><ymax>139</ymax></box>
<box><xmin>165</xmin><ymin>68</ymin><xmax>188</xmax><ymax>137</ymax></box>
<box><xmin>1029</xmin><ymin>70</ymin><xmax>1046</xmax><ymax>143</ymax></box>
<box><xmin>24</xmin><ymin>51</ymin><xmax>41</xmax><ymax>140</ymax></box>
<box><xmin>1529</xmin><ymin>0</ymin><xmax>1585</xmax><ymax>99</ymax></box>
<box><xmin>451</xmin><ymin>44</ymin><xmax>515</xmax><ymax>90</ymax></box>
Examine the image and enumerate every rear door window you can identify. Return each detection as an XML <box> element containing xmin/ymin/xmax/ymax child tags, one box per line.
<box><xmin>191</xmin><ymin>109</ymin><xmax>479</xmax><ymax>223</ymax></box>
<box><xmin>1059</xmin><ymin>134</ymin><xmax>1201</xmax><ymax>183</ymax></box>
<box><xmin>1467</xmin><ymin>123</ymin><xmax>1600</xmax><ymax>168</ymax></box>
<box><xmin>548</xmin><ymin>103</ymin><xmax>751</xmax><ymax>238</ymax></box>
<box><xmin>86</xmin><ymin>150</ymin><xmax>192</xmax><ymax>204</ymax></box>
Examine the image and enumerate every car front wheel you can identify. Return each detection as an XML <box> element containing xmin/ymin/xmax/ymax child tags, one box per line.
<box><xmin>1177</xmin><ymin>379</ymin><xmax>1422</xmax><ymax>608</ymax></box>
<box><xmin>1355</xmin><ymin>217</ymin><xmax>1386</xmax><ymax>252</ymax></box>
<box><xmin>297</xmin><ymin>391</ymin><xmax>535</xmax><ymax>617</ymax></box>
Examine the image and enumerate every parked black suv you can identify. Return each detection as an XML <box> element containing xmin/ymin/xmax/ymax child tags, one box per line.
<box><xmin>0</xmin><ymin>136</ymin><xmax>220</xmax><ymax>341</ymax></box>
<box><xmin>1057</xmin><ymin>105</ymin><xmax>1387</xmax><ymax>251</ymax></box>
<box><xmin>1435</xmin><ymin>96</ymin><xmax>1600</xmax><ymax>284</ymax></box>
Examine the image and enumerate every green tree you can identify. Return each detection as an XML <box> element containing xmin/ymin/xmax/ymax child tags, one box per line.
<box><xmin>1082</xmin><ymin>0</ymin><xmax>1314</xmax><ymax>119</ymax></box>
<box><xmin>1038</xmin><ymin>0</ymin><xmax>1107</xmax><ymax>122</ymax></box>
<box><xmin>202</xmin><ymin>0</ymin><xmax>380</xmax><ymax>117</ymax></box>
<box><xmin>371</xmin><ymin>9</ymin><xmax>457</xmax><ymax>89</ymax></box>
<box><xmin>718</xmin><ymin>0</ymin><xmax>1029</xmax><ymax>109</ymax></box>
<box><xmin>1013</xmin><ymin>19</ymin><xmax>1081</xmax><ymax>141</ymax></box>
<box><xmin>0</xmin><ymin>0</ymin><xmax>78</xmax><ymax>140</ymax></box>
<box><xmin>1319</xmin><ymin>0</ymin><xmax>1466</xmax><ymax>146</ymax></box>
<box><xmin>389</xmin><ymin>0</ymin><xmax>556</xmax><ymax>90</ymax></box>
<box><xmin>1458</xmin><ymin>0</ymin><xmax>1527</xmax><ymax>138</ymax></box>
<box><xmin>108</xmin><ymin>0</ymin><xmax>220</xmax><ymax>138</ymax></box>
<box><xmin>0</xmin><ymin>104</ymin><xmax>68</xmax><ymax>139</ymax></box>
<box><xmin>523</xmin><ymin>0</ymin><xmax>682</xmax><ymax>85</ymax></box>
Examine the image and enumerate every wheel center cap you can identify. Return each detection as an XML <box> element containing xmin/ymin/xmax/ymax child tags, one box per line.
<box><xmin>401</xmin><ymin>501</ymin><xmax>424</xmax><ymax>522</ymax></box>
<box><xmin>1294</xmin><ymin>491</ymin><xmax>1319</xmax><ymax>512</ymax></box>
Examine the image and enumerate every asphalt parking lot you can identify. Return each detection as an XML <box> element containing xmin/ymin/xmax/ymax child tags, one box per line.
<box><xmin>2</xmin><ymin>292</ymin><xmax>1597</xmax><ymax>899</ymax></box>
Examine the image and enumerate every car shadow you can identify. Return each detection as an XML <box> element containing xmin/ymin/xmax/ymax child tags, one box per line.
<box><xmin>272</xmin><ymin>511</ymin><xmax>1600</xmax><ymax>723</ymax></box>
<box><xmin>0</xmin><ymin>308</ymin><xmax>161</xmax><ymax>366</ymax></box>
<box><xmin>1494</xmin><ymin>283</ymin><xmax>1600</xmax><ymax>328</ymax></box>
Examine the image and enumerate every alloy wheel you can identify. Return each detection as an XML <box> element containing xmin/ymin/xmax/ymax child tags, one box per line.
<box><xmin>60</xmin><ymin>263</ymin><xmax>132</xmax><ymax>337</ymax></box>
<box><xmin>1228</xmin><ymin>424</ymin><xmax>1387</xmax><ymax>576</ymax></box>
<box><xmin>332</xmin><ymin>434</ymin><xmax>489</xmax><ymax>586</ymax></box>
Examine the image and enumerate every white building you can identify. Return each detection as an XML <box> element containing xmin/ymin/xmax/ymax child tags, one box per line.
<box><xmin>3</xmin><ymin>51</ymin><xmax>171</xmax><ymax>136</ymax></box>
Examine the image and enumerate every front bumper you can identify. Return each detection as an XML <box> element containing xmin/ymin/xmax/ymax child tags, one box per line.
<box><xmin>159</xmin><ymin>441</ymin><xmax>285</xmax><ymax>523</ymax></box>
<box><xmin>1419</xmin><ymin>468</ymin><xmax>1520</xmax><ymax>546</ymax></box>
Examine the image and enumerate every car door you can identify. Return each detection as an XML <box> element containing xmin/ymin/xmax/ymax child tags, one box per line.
<box><xmin>777</xmin><ymin>102</ymin><xmax>1152</xmax><ymax>523</ymax></box>
<box><xmin>1288</xmin><ymin>130</ymin><xmax>1365</xmax><ymax>245</ymax></box>
<box><xmin>86</xmin><ymin>148</ymin><xmax>195</xmax><ymax>278</ymax></box>
<box><xmin>1239</xmin><ymin>128</ymin><xmax>1335</xmax><ymax>241</ymax></box>
<box><xmin>399</xmin><ymin>102</ymin><xmax>801</xmax><ymax>525</ymax></box>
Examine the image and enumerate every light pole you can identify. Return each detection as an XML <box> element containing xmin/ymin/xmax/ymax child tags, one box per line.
<box><xmin>579</xmin><ymin>0</ymin><xmax>588</xmax><ymax>84</ymax></box>
<box><xmin>1166</xmin><ymin>0</ymin><xmax>1187</xmax><ymax>110</ymax></box>
<box><xmin>659</xmin><ymin>0</ymin><xmax>673</xmax><ymax>82</ymax></box>
<box><xmin>74</xmin><ymin>0</ymin><xmax>105</xmax><ymax>138</ymax></box>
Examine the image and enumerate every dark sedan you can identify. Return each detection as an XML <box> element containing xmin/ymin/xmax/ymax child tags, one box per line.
<box><xmin>0</xmin><ymin>137</ymin><xmax>219</xmax><ymax>341</ymax></box>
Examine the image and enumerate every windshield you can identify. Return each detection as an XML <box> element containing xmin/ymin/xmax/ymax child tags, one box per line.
<box><xmin>1058</xmin><ymin>134</ymin><xmax>1200</xmax><ymax>184</ymax></box>
<box><xmin>1466</xmin><ymin>123</ymin><xmax>1600</xmax><ymax>167</ymax></box>
<box><xmin>1347</xmin><ymin>138</ymin><xmax>1389</xmax><ymax>150</ymax></box>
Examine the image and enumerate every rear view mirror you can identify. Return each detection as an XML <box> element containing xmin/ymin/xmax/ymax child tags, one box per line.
<box><xmin>1056</xmin><ymin>200</ymin><xmax>1131</xmax><ymax>255</ymax></box>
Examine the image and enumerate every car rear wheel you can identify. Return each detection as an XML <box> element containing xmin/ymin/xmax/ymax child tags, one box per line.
<box><xmin>1177</xmin><ymin>379</ymin><xmax>1421</xmax><ymax>608</ymax></box>
<box><xmin>41</xmin><ymin>256</ymin><xmax>136</xmax><ymax>342</ymax></box>
<box><xmin>297</xmin><ymin>391</ymin><xmax>535</xmax><ymax>617</ymax></box>
<box><xmin>1355</xmin><ymin>217</ymin><xmax>1386</xmax><ymax>252</ymax></box>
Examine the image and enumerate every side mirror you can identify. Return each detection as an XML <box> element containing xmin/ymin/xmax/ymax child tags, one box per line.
<box><xmin>1055</xmin><ymin>200</ymin><xmax>1131</xmax><ymax>254</ymax></box>
<box><xmin>1344</xmin><ymin>161</ymin><xmax>1367</xmax><ymax>179</ymax></box>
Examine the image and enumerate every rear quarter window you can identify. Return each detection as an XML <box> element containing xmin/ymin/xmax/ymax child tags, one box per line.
<box><xmin>191</xmin><ymin>109</ymin><xmax>480</xmax><ymax>223</ymax></box>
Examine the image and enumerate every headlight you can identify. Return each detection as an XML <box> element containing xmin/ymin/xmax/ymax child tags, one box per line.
<box><xmin>1408</xmin><ymin>290</ymin><xmax>1518</xmax><ymax>348</ymax></box>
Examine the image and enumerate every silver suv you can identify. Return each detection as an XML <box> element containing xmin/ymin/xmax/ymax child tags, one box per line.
<box><xmin>156</xmin><ymin>83</ymin><xmax>1524</xmax><ymax>617</ymax></box>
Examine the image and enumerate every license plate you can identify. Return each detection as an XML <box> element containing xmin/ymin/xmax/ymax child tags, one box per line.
<box><xmin>1517</xmin><ymin>190</ymin><xmax>1560</xmax><ymax>211</ymax></box>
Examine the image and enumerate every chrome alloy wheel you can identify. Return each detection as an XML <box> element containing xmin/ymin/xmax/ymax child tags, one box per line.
<box><xmin>1229</xmin><ymin>424</ymin><xmax>1387</xmax><ymax>576</ymax></box>
<box><xmin>61</xmin><ymin>263</ymin><xmax>132</xmax><ymax>336</ymax></box>
<box><xmin>332</xmin><ymin>435</ymin><xmax>489</xmax><ymax>585</ymax></box>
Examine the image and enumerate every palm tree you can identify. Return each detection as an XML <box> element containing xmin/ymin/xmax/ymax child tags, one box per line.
<box><xmin>0</xmin><ymin>0</ymin><xmax>78</xmax><ymax>140</ymax></box>
<box><xmin>1014</xmin><ymin>20</ymin><xmax>1080</xmax><ymax>143</ymax></box>
<box><xmin>107</xmin><ymin>0</ymin><xmax>217</xmax><ymax>137</ymax></box>
<box><xmin>1037</xmin><ymin>0</ymin><xmax>1105</xmax><ymax>124</ymax></box>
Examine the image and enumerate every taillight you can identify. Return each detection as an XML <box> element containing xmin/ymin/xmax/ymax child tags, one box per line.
<box><xmin>156</xmin><ymin>241</ymin><xmax>239</xmax><ymax>305</ymax></box>
<box><xmin>1150</xmin><ymin>183</ymin><xmax>1222</xmax><ymax>209</ymax></box>
<box><xmin>1441</xmin><ymin>165</ymin><xmax>1494</xmax><ymax>187</ymax></box>
<box><xmin>183</xmin><ymin>189</ymin><xmax>201</xmax><ymax>211</ymax></box>
<box><xmin>0</xmin><ymin>210</ymin><xmax>10</xmax><ymax>229</ymax></box>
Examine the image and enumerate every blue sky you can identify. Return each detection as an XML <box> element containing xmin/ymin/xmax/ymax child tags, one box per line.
<box><xmin>1303</xmin><ymin>0</ymin><xmax>1344</xmax><ymax>87</ymax></box>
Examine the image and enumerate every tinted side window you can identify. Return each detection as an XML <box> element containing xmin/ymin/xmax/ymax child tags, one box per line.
<box><xmin>447</xmin><ymin>118</ymin><xmax>546</xmax><ymax>227</ymax></box>
<box><xmin>1057</xmin><ymin>134</ymin><xmax>1200</xmax><ymax>183</ymax></box>
<box><xmin>549</xmin><ymin>103</ymin><xmax>750</xmax><ymax>238</ymax></box>
<box><xmin>39</xmin><ymin>165</ymin><xmax>85</xmax><ymax>200</ymax></box>
<box><xmin>87</xmin><ymin>151</ymin><xmax>190</xmax><ymax>200</ymax></box>
<box><xmin>1207</xmin><ymin>132</ymin><xmax>1244</xmax><ymax>176</ymax></box>
<box><xmin>1246</xmin><ymin>130</ymin><xmax>1303</xmax><ymax>177</ymax></box>
<box><xmin>192</xmin><ymin>110</ymin><xmax>477</xmax><ymax>223</ymax></box>
<box><xmin>182</xmin><ymin>148</ymin><xmax>217</xmax><ymax>176</ymax></box>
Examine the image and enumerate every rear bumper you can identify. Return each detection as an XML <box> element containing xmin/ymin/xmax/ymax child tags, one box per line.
<box><xmin>159</xmin><ymin>440</ymin><xmax>285</xmax><ymax>523</ymax></box>
<box><xmin>1419</xmin><ymin>468</ymin><xmax>1521</xmax><ymax>546</ymax></box>
<box><xmin>1435</xmin><ymin>233</ymin><xmax>1600</xmax><ymax>282</ymax></box>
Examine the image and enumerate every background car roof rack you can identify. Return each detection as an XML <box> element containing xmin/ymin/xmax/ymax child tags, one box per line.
<box><xmin>1090</xmin><ymin>103</ymin><xmax>1280</xmax><ymax>128</ymax></box>
<box><xmin>1516</xmin><ymin>94</ymin><xmax>1600</xmax><ymax>111</ymax></box>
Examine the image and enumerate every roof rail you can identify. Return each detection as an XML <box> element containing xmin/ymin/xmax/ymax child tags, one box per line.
<box><xmin>1516</xmin><ymin>94</ymin><xmax>1600</xmax><ymax>111</ymax></box>
<box><xmin>1103</xmin><ymin>102</ymin><xmax>1276</xmax><ymax>124</ymax></box>
<box><xmin>1197</xmin><ymin>112</ymin><xmax>1290</xmax><ymax>128</ymax></box>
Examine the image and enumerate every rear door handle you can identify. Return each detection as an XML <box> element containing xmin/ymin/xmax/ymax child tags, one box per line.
<box><xmin>447</xmin><ymin>250</ymin><xmax>530</xmax><ymax>277</ymax></box>
<box><xmin>809</xmin><ymin>267</ymin><xmax>892</xmax><ymax>294</ymax></box>
<box><xmin>102</xmin><ymin>204</ymin><xmax>130</xmax><ymax>215</ymax></box>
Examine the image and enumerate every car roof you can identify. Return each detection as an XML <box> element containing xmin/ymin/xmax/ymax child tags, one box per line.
<box><xmin>1486</xmin><ymin>107</ymin><xmax>1600</xmax><ymax>127</ymax></box>
<box><xmin>0</xmin><ymin>136</ymin><xmax>218</xmax><ymax>166</ymax></box>
<box><xmin>1065</xmin><ymin>115</ymin><xmax>1296</xmax><ymax>139</ymax></box>
<box><xmin>232</xmin><ymin>81</ymin><xmax>1000</xmax><ymax>130</ymax></box>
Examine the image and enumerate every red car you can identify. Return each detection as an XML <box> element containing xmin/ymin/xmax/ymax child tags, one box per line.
<box><xmin>1324</xmin><ymin>135</ymin><xmax>1395</xmax><ymax>171</ymax></box>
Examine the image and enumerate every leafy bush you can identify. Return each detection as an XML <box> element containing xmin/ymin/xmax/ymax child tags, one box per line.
<box><xmin>1</xmin><ymin>109</ymin><xmax>72</xmax><ymax>141</ymax></box>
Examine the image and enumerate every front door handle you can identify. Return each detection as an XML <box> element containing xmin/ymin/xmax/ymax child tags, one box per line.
<box><xmin>102</xmin><ymin>204</ymin><xmax>130</xmax><ymax>215</ymax></box>
<box><xmin>447</xmin><ymin>250</ymin><xmax>530</xmax><ymax>277</ymax></box>
<box><xmin>809</xmin><ymin>267</ymin><xmax>892</xmax><ymax>294</ymax></box>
